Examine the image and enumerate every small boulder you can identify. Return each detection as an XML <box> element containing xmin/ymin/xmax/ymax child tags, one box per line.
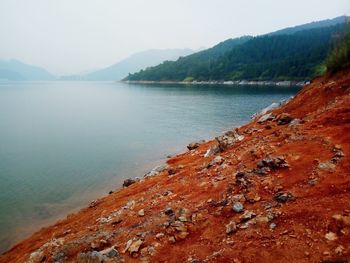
<box><xmin>187</xmin><ymin>140</ymin><xmax>205</xmax><ymax>150</ymax></box>
<box><xmin>240</xmin><ymin>211</ymin><xmax>256</xmax><ymax>222</ymax></box>
<box><xmin>77</xmin><ymin>251</ymin><xmax>104</xmax><ymax>263</ymax></box>
<box><xmin>276</xmin><ymin>113</ymin><xmax>293</xmax><ymax>125</ymax></box>
<box><xmin>225</xmin><ymin>221</ymin><xmax>237</xmax><ymax>234</ymax></box>
<box><xmin>204</xmin><ymin>145</ymin><xmax>220</xmax><ymax>157</ymax></box>
<box><xmin>215</xmin><ymin>130</ymin><xmax>244</xmax><ymax>151</ymax></box>
<box><xmin>274</xmin><ymin>192</ymin><xmax>294</xmax><ymax>203</ymax></box>
<box><xmin>123</xmin><ymin>178</ymin><xmax>136</xmax><ymax>188</ymax></box>
<box><xmin>164</xmin><ymin>207</ymin><xmax>174</xmax><ymax>216</ymax></box>
<box><xmin>257</xmin><ymin>113</ymin><xmax>275</xmax><ymax>124</ymax></box>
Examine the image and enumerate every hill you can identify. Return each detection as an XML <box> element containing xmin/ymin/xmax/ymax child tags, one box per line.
<box><xmin>269</xmin><ymin>15</ymin><xmax>349</xmax><ymax>35</ymax></box>
<box><xmin>0</xmin><ymin>59</ymin><xmax>55</xmax><ymax>81</ymax></box>
<box><xmin>126</xmin><ymin>17</ymin><xmax>349</xmax><ymax>82</ymax></box>
<box><xmin>61</xmin><ymin>49</ymin><xmax>194</xmax><ymax>81</ymax></box>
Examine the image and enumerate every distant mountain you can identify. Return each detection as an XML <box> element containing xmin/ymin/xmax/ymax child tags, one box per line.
<box><xmin>270</xmin><ymin>15</ymin><xmax>349</xmax><ymax>35</ymax></box>
<box><xmin>61</xmin><ymin>49</ymin><xmax>195</xmax><ymax>81</ymax></box>
<box><xmin>0</xmin><ymin>59</ymin><xmax>55</xmax><ymax>81</ymax></box>
<box><xmin>126</xmin><ymin>17</ymin><xmax>349</xmax><ymax>82</ymax></box>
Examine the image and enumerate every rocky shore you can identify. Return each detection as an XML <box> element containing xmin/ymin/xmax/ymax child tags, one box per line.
<box><xmin>123</xmin><ymin>80</ymin><xmax>309</xmax><ymax>87</ymax></box>
<box><xmin>1</xmin><ymin>70</ymin><xmax>350</xmax><ymax>263</ymax></box>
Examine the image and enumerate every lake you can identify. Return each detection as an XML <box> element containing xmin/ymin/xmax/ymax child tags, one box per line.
<box><xmin>0</xmin><ymin>81</ymin><xmax>300</xmax><ymax>252</ymax></box>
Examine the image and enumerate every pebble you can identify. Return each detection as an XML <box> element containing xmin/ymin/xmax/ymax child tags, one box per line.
<box><xmin>269</xmin><ymin>223</ymin><xmax>277</xmax><ymax>229</ymax></box>
<box><xmin>325</xmin><ymin>232</ymin><xmax>338</xmax><ymax>241</ymax></box>
<box><xmin>225</xmin><ymin>221</ymin><xmax>237</xmax><ymax>234</ymax></box>
<box><xmin>232</xmin><ymin>202</ymin><xmax>244</xmax><ymax>213</ymax></box>
<box><xmin>123</xmin><ymin>178</ymin><xmax>136</xmax><ymax>188</ymax></box>
<box><xmin>164</xmin><ymin>207</ymin><xmax>174</xmax><ymax>216</ymax></box>
<box><xmin>138</xmin><ymin>209</ymin><xmax>145</xmax><ymax>217</ymax></box>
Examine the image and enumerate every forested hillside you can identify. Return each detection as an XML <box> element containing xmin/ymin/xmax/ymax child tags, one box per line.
<box><xmin>126</xmin><ymin>23</ymin><xmax>348</xmax><ymax>81</ymax></box>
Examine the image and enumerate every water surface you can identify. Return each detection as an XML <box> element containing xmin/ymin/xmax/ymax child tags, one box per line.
<box><xmin>0</xmin><ymin>81</ymin><xmax>300</xmax><ymax>252</ymax></box>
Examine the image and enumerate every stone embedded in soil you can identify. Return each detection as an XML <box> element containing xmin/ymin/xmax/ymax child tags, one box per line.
<box><xmin>274</xmin><ymin>192</ymin><xmax>294</xmax><ymax>203</ymax></box>
<box><xmin>276</xmin><ymin>113</ymin><xmax>293</xmax><ymax>125</ymax></box>
<box><xmin>124</xmin><ymin>239</ymin><xmax>143</xmax><ymax>254</ymax></box>
<box><xmin>240</xmin><ymin>211</ymin><xmax>256</xmax><ymax>222</ymax></box>
<box><xmin>257</xmin><ymin>113</ymin><xmax>276</xmax><ymax>124</ymax></box>
<box><xmin>209</xmin><ymin>156</ymin><xmax>225</xmax><ymax>166</ymax></box>
<box><xmin>123</xmin><ymin>178</ymin><xmax>136</xmax><ymax>188</ymax></box>
<box><xmin>225</xmin><ymin>221</ymin><xmax>237</xmax><ymax>234</ymax></box>
<box><xmin>204</xmin><ymin>145</ymin><xmax>220</xmax><ymax>157</ymax></box>
<box><xmin>77</xmin><ymin>251</ymin><xmax>104</xmax><ymax>263</ymax></box>
<box><xmin>257</xmin><ymin>156</ymin><xmax>289</xmax><ymax>169</ymax></box>
<box><xmin>27</xmin><ymin>250</ymin><xmax>45</xmax><ymax>263</ymax></box>
<box><xmin>325</xmin><ymin>232</ymin><xmax>338</xmax><ymax>241</ymax></box>
<box><xmin>232</xmin><ymin>202</ymin><xmax>244</xmax><ymax>213</ymax></box>
<box><xmin>138</xmin><ymin>209</ymin><xmax>145</xmax><ymax>217</ymax></box>
<box><xmin>164</xmin><ymin>207</ymin><xmax>174</xmax><ymax>216</ymax></box>
<box><xmin>215</xmin><ymin>130</ymin><xmax>244</xmax><ymax>151</ymax></box>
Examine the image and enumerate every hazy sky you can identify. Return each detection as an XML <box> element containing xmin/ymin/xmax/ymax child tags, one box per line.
<box><xmin>1</xmin><ymin>0</ymin><xmax>349</xmax><ymax>75</ymax></box>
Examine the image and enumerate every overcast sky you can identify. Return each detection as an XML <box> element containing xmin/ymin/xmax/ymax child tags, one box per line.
<box><xmin>0</xmin><ymin>0</ymin><xmax>349</xmax><ymax>75</ymax></box>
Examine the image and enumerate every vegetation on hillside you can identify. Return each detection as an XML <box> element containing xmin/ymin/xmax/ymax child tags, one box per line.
<box><xmin>326</xmin><ymin>24</ymin><xmax>350</xmax><ymax>72</ymax></box>
<box><xmin>126</xmin><ymin>24</ymin><xmax>348</xmax><ymax>82</ymax></box>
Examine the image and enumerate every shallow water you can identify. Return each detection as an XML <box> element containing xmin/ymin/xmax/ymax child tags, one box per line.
<box><xmin>0</xmin><ymin>81</ymin><xmax>300</xmax><ymax>252</ymax></box>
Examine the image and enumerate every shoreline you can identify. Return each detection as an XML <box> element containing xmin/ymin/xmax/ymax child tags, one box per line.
<box><xmin>1</xmin><ymin>70</ymin><xmax>350</xmax><ymax>262</ymax></box>
<box><xmin>123</xmin><ymin>79</ymin><xmax>309</xmax><ymax>87</ymax></box>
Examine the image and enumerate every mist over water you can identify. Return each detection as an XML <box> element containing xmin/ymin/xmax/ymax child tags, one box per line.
<box><xmin>0</xmin><ymin>81</ymin><xmax>300</xmax><ymax>252</ymax></box>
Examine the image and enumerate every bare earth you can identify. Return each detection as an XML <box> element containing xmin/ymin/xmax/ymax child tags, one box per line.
<box><xmin>1</xmin><ymin>70</ymin><xmax>350</xmax><ymax>263</ymax></box>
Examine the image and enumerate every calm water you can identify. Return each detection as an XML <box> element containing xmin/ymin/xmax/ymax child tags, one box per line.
<box><xmin>0</xmin><ymin>81</ymin><xmax>300</xmax><ymax>252</ymax></box>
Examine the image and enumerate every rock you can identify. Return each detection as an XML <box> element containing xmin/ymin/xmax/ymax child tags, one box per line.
<box><xmin>276</xmin><ymin>113</ymin><xmax>293</xmax><ymax>125</ymax></box>
<box><xmin>172</xmin><ymin>220</ymin><xmax>187</xmax><ymax>232</ymax></box>
<box><xmin>274</xmin><ymin>192</ymin><xmax>294</xmax><ymax>203</ymax></box>
<box><xmin>289</xmin><ymin>118</ymin><xmax>302</xmax><ymax>127</ymax></box>
<box><xmin>252</xmin><ymin>167</ymin><xmax>270</xmax><ymax>175</ymax></box>
<box><xmin>77</xmin><ymin>251</ymin><xmax>104</xmax><ymax>263</ymax></box>
<box><xmin>110</xmin><ymin>217</ymin><xmax>122</xmax><ymax>225</ymax></box>
<box><xmin>187</xmin><ymin>140</ymin><xmax>205</xmax><ymax>150</ymax></box>
<box><xmin>100</xmin><ymin>246</ymin><xmax>119</xmax><ymax>258</ymax></box>
<box><xmin>257</xmin><ymin>113</ymin><xmax>275</xmax><ymax>124</ymax></box>
<box><xmin>53</xmin><ymin>252</ymin><xmax>66</xmax><ymax>262</ymax></box>
<box><xmin>124</xmin><ymin>239</ymin><xmax>143</xmax><ymax>254</ymax></box>
<box><xmin>335</xmin><ymin>245</ymin><xmax>345</xmax><ymax>255</ymax></box>
<box><xmin>209</xmin><ymin>156</ymin><xmax>225</xmax><ymax>166</ymax></box>
<box><xmin>138</xmin><ymin>209</ymin><xmax>145</xmax><ymax>217</ymax></box>
<box><xmin>318</xmin><ymin>161</ymin><xmax>336</xmax><ymax>171</ymax></box>
<box><xmin>225</xmin><ymin>221</ymin><xmax>237</xmax><ymax>234</ymax></box>
<box><xmin>235</xmin><ymin>171</ymin><xmax>247</xmax><ymax>179</ymax></box>
<box><xmin>155</xmin><ymin>233</ymin><xmax>165</xmax><ymax>239</ymax></box>
<box><xmin>176</xmin><ymin>231</ymin><xmax>189</xmax><ymax>239</ymax></box>
<box><xmin>145</xmin><ymin>164</ymin><xmax>168</xmax><ymax>177</ymax></box>
<box><xmin>215</xmin><ymin>130</ymin><xmax>244</xmax><ymax>151</ymax></box>
<box><xmin>167</xmin><ymin>168</ymin><xmax>177</xmax><ymax>175</ymax></box>
<box><xmin>232</xmin><ymin>202</ymin><xmax>244</xmax><ymax>213</ymax></box>
<box><xmin>270</xmin><ymin>223</ymin><xmax>277</xmax><ymax>229</ymax></box>
<box><xmin>27</xmin><ymin>250</ymin><xmax>45</xmax><ymax>263</ymax></box>
<box><xmin>164</xmin><ymin>207</ymin><xmax>174</xmax><ymax>216</ymax></box>
<box><xmin>123</xmin><ymin>178</ymin><xmax>136</xmax><ymax>188</ymax></box>
<box><xmin>325</xmin><ymin>232</ymin><xmax>338</xmax><ymax>241</ymax></box>
<box><xmin>178</xmin><ymin>208</ymin><xmax>190</xmax><ymax>222</ymax></box>
<box><xmin>240</xmin><ymin>211</ymin><xmax>256</xmax><ymax>222</ymax></box>
<box><xmin>332</xmin><ymin>214</ymin><xmax>350</xmax><ymax>227</ymax></box>
<box><xmin>257</xmin><ymin>156</ymin><xmax>289</xmax><ymax>169</ymax></box>
<box><xmin>204</xmin><ymin>145</ymin><xmax>220</xmax><ymax>157</ymax></box>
